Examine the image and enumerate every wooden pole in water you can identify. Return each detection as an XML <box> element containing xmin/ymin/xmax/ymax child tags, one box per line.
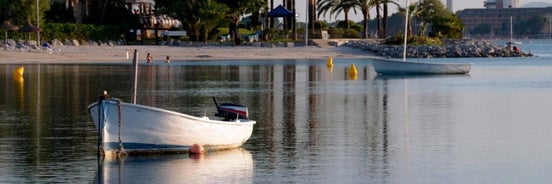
<box><xmin>131</xmin><ymin>49</ymin><xmax>138</xmax><ymax>104</ymax></box>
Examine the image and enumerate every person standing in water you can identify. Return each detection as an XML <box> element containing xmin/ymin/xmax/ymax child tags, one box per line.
<box><xmin>166</xmin><ymin>56</ymin><xmax>170</xmax><ymax>63</ymax></box>
<box><xmin>147</xmin><ymin>53</ymin><xmax>153</xmax><ymax>64</ymax></box>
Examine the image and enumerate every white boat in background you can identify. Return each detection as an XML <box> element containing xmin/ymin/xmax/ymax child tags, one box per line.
<box><xmin>371</xmin><ymin>0</ymin><xmax>471</xmax><ymax>75</ymax></box>
<box><xmin>88</xmin><ymin>50</ymin><xmax>255</xmax><ymax>156</ymax></box>
<box><xmin>372</xmin><ymin>58</ymin><xmax>471</xmax><ymax>75</ymax></box>
<box><xmin>509</xmin><ymin>16</ymin><xmax>522</xmax><ymax>45</ymax></box>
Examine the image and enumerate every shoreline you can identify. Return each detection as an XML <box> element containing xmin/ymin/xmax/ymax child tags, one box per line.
<box><xmin>0</xmin><ymin>38</ymin><xmax>532</xmax><ymax>64</ymax></box>
<box><xmin>0</xmin><ymin>45</ymin><xmax>379</xmax><ymax>64</ymax></box>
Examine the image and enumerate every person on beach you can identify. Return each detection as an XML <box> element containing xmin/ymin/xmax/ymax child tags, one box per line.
<box><xmin>147</xmin><ymin>53</ymin><xmax>152</xmax><ymax>63</ymax></box>
<box><xmin>166</xmin><ymin>56</ymin><xmax>170</xmax><ymax>63</ymax></box>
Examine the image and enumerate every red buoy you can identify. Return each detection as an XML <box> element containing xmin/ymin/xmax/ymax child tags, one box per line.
<box><xmin>190</xmin><ymin>144</ymin><xmax>204</xmax><ymax>154</ymax></box>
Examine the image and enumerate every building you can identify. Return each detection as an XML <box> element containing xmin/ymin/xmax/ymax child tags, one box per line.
<box><xmin>483</xmin><ymin>0</ymin><xmax>520</xmax><ymax>9</ymax></box>
<box><xmin>447</xmin><ymin>0</ymin><xmax>453</xmax><ymax>12</ymax></box>
<box><xmin>458</xmin><ymin>7</ymin><xmax>552</xmax><ymax>38</ymax></box>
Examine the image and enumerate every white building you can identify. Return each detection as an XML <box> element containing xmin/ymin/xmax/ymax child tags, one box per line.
<box><xmin>484</xmin><ymin>0</ymin><xmax>520</xmax><ymax>9</ymax></box>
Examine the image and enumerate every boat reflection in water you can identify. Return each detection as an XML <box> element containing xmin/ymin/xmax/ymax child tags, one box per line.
<box><xmin>95</xmin><ymin>148</ymin><xmax>253</xmax><ymax>183</ymax></box>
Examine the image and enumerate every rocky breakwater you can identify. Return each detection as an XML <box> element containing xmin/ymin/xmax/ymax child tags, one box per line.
<box><xmin>345</xmin><ymin>39</ymin><xmax>533</xmax><ymax>58</ymax></box>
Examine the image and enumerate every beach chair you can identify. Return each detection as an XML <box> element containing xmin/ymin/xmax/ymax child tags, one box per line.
<box><xmin>220</xmin><ymin>34</ymin><xmax>231</xmax><ymax>42</ymax></box>
<box><xmin>41</xmin><ymin>42</ymin><xmax>61</xmax><ymax>54</ymax></box>
<box><xmin>5</xmin><ymin>42</ymin><xmax>16</xmax><ymax>50</ymax></box>
<box><xmin>15</xmin><ymin>43</ymin><xmax>31</xmax><ymax>52</ymax></box>
<box><xmin>25</xmin><ymin>43</ymin><xmax>48</xmax><ymax>53</ymax></box>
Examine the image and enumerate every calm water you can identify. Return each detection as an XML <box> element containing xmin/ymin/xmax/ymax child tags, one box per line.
<box><xmin>1</xmin><ymin>41</ymin><xmax>552</xmax><ymax>183</ymax></box>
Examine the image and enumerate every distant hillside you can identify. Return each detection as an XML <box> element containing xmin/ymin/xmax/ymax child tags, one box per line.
<box><xmin>522</xmin><ymin>2</ymin><xmax>552</xmax><ymax>8</ymax></box>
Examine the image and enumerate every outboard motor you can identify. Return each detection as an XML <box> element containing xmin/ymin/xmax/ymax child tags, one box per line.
<box><xmin>213</xmin><ymin>97</ymin><xmax>248</xmax><ymax>121</ymax></box>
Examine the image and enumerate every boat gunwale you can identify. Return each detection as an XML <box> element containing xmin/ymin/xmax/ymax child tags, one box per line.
<box><xmin>371</xmin><ymin>58</ymin><xmax>472</xmax><ymax>75</ymax></box>
<box><xmin>371</xmin><ymin>57</ymin><xmax>473</xmax><ymax>67</ymax></box>
<box><xmin>87</xmin><ymin>100</ymin><xmax>256</xmax><ymax>125</ymax></box>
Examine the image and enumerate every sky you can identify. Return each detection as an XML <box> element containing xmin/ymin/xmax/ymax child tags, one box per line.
<box><xmin>275</xmin><ymin>0</ymin><xmax>552</xmax><ymax>22</ymax></box>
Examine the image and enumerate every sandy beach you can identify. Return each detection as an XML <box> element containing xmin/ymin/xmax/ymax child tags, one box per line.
<box><xmin>0</xmin><ymin>45</ymin><xmax>378</xmax><ymax>64</ymax></box>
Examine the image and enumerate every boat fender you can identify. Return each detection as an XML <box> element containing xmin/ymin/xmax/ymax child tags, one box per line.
<box><xmin>190</xmin><ymin>144</ymin><xmax>204</xmax><ymax>154</ymax></box>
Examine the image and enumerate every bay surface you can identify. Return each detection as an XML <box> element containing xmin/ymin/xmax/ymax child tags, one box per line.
<box><xmin>1</xmin><ymin>41</ymin><xmax>552</xmax><ymax>183</ymax></box>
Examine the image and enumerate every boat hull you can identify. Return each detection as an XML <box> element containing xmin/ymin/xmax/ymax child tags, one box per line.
<box><xmin>372</xmin><ymin>58</ymin><xmax>471</xmax><ymax>75</ymax></box>
<box><xmin>88</xmin><ymin>100</ymin><xmax>255</xmax><ymax>155</ymax></box>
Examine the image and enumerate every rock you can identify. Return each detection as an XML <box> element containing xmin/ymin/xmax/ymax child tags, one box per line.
<box><xmin>52</xmin><ymin>39</ymin><xmax>64</xmax><ymax>46</ymax></box>
<box><xmin>72</xmin><ymin>39</ymin><xmax>80</xmax><ymax>46</ymax></box>
<box><xmin>345</xmin><ymin>39</ymin><xmax>531</xmax><ymax>58</ymax></box>
<box><xmin>64</xmin><ymin>39</ymin><xmax>73</xmax><ymax>46</ymax></box>
<box><xmin>80</xmin><ymin>39</ymin><xmax>89</xmax><ymax>46</ymax></box>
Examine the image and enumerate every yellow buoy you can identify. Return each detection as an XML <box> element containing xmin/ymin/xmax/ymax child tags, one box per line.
<box><xmin>326</xmin><ymin>57</ymin><xmax>333</xmax><ymax>68</ymax></box>
<box><xmin>349</xmin><ymin>64</ymin><xmax>358</xmax><ymax>80</ymax></box>
<box><xmin>349</xmin><ymin>64</ymin><xmax>358</xmax><ymax>75</ymax></box>
<box><xmin>13</xmin><ymin>67</ymin><xmax>24</xmax><ymax>80</ymax></box>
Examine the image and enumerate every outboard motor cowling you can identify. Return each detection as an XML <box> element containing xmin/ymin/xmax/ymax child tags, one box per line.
<box><xmin>213</xmin><ymin>97</ymin><xmax>248</xmax><ymax>121</ymax></box>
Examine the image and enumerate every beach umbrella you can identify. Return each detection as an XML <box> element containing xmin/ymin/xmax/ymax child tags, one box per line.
<box><xmin>0</xmin><ymin>20</ymin><xmax>19</xmax><ymax>50</ymax></box>
<box><xmin>268</xmin><ymin>5</ymin><xmax>294</xmax><ymax>17</ymax></box>
<box><xmin>18</xmin><ymin>19</ymin><xmax>42</xmax><ymax>46</ymax></box>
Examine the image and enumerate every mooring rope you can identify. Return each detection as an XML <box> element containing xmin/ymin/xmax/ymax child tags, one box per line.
<box><xmin>98</xmin><ymin>98</ymin><xmax>110</xmax><ymax>156</ymax></box>
<box><xmin>115</xmin><ymin>98</ymin><xmax>128</xmax><ymax>158</ymax></box>
<box><xmin>97</xmin><ymin>98</ymin><xmax>102</xmax><ymax>157</ymax></box>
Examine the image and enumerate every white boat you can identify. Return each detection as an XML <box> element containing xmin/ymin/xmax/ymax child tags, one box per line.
<box><xmin>372</xmin><ymin>58</ymin><xmax>471</xmax><ymax>75</ymax></box>
<box><xmin>88</xmin><ymin>50</ymin><xmax>255</xmax><ymax>156</ymax></box>
<box><xmin>371</xmin><ymin>0</ymin><xmax>471</xmax><ymax>75</ymax></box>
<box><xmin>88</xmin><ymin>99</ymin><xmax>256</xmax><ymax>156</ymax></box>
<box><xmin>509</xmin><ymin>16</ymin><xmax>522</xmax><ymax>45</ymax></box>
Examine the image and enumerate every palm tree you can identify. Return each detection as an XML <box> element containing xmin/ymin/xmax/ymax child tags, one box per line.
<box><xmin>373</xmin><ymin>0</ymin><xmax>398</xmax><ymax>38</ymax></box>
<box><xmin>355</xmin><ymin>0</ymin><xmax>377</xmax><ymax>38</ymax></box>
<box><xmin>398</xmin><ymin>1</ymin><xmax>417</xmax><ymax>37</ymax></box>
<box><xmin>198</xmin><ymin>0</ymin><xmax>229</xmax><ymax>42</ymax></box>
<box><xmin>64</xmin><ymin>0</ymin><xmax>90</xmax><ymax>23</ymax></box>
<box><xmin>308</xmin><ymin>0</ymin><xmax>317</xmax><ymax>37</ymax></box>
<box><xmin>381</xmin><ymin>0</ymin><xmax>394</xmax><ymax>38</ymax></box>
<box><xmin>317</xmin><ymin>0</ymin><xmax>358</xmax><ymax>29</ymax></box>
<box><xmin>374</xmin><ymin>0</ymin><xmax>381</xmax><ymax>38</ymax></box>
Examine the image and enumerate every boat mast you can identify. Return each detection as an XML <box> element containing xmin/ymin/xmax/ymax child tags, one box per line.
<box><xmin>131</xmin><ymin>49</ymin><xmax>138</xmax><ymax>104</ymax></box>
<box><xmin>402</xmin><ymin>0</ymin><xmax>410</xmax><ymax>61</ymax></box>
<box><xmin>510</xmin><ymin>16</ymin><xmax>513</xmax><ymax>42</ymax></box>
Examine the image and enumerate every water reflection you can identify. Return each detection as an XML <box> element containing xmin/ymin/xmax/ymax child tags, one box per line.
<box><xmin>96</xmin><ymin>149</ymin><xmax>253</xmax><ymax>184</ymax></box>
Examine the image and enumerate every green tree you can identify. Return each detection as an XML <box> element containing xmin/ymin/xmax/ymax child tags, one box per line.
<box><xmin>317</xmin><ymin>0</ymin><xmax>358</xmax><ymax>29</ymax></box>
<box><xmin>198</xmin><ymin>0</ymin><xmax>229</xmax><ymax>42</ymax></box>
<box><xmin>397</xmin><ymin>1</ymin><xmax>417</xmax><ymax>37</ymax></box>
<box><xmin>0</xmin><ymin>0</ymin><xmax>50</xmax><ymax>26</ymax></box>
<box><xmin>45</xmin><ymin>1</ymin><xmax>75</xmax><ymax>23</ymax></box>
<box><xmin>375</xmin><ymin>0</ymin><xmax>399</xmax><ymax>38</ymax></box>
<box><xmin>414</xmin><ymin>0</ymin><xmax>463</xmax><ymax>38</ymax></box>
<box><xmin>356</xmin><ymin>0</ymin><xmax>376</xmax><ymax>38</ymax></box>
<box><xmin>416</xmin><ymin>0</ymin><xmax>445</xmax><ymax>35</ymax></box>
<box><xmin>88</xmin><ymin>0</ymin><xmax>134</xmax><ymax>25</ymax></box>
<box><xmin>381</xmin><ymin>0</ymin><xmax>398</xmax><ymax>38</ymax></box>
<box><xmin>156</xmin><ymin>0</ymin><xmax>204</xmax><ymax>41</ymax></box>
<box><xmin>430</xmin><ymin>14</ymin><xmax>463</xmax><ymax>38</ymax></box>
<box><xmin>218</xmin><ymin>0</ymin><xmax>267</xmax><ymax>43</ymax></box>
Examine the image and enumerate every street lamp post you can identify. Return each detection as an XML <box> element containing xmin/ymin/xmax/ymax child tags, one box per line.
<box><xmin>37</xmin><ymin>0</ymin><xmax>40</xmax><ymax>46</ymax></box>
<box><xmin>305</xmin><ymin>0</ymin><xmax>308</xmax><ymax>46</ymax></box>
